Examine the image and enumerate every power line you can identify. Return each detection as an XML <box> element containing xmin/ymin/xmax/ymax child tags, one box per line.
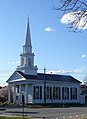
<box><xmin>0</xmin><ymin>70</ymin><xmax>14</xmax><ymax>73</ymax></box>
<box><xmin>0</xmin><ymin>68</ymin><xmax>86</xmax><ymax>77</ymax></box>
<box><xmin>0</xmin><ymin>76</ymin><xmax>9</xmax><ymax>77</ymax></box>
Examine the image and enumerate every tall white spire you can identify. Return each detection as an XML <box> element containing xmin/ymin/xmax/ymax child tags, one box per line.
<box><xmin>24</xmin><ymin>18</ymin><xmax>31</xmax><ymax>47</ymax></box>
<box><xmin>23</xmin><ymin>18</ymin><xmax>32</xmax><ymax>54</ymax></box>
<box><xmin>17</xmin><ymin>18</ymin><xmax>38</xmax><ymax>75</ymax></box>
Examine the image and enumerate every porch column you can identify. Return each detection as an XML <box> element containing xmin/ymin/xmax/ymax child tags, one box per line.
<box><xmin>60</xmin><ymin>87</ymin><xmax>62</xmax><ymax>101</ymax></box>
<box><xmin>77</xmin><ymin>87</ymin><xmax>80</xmax><ymax>102</ymax></box>
<box><xmin>69</xmin><ymin>88</ymin><xmax>71</xmax><ymax>101</ymax></box>
<box><xmin>42</xmin><ymin>85</ymin><xmax>44</xmax><ymax>103</ymax></box>
<box><xmin>8</xmin><ymin>84</ymin><xmax>11</xmax><ymax>104</ymax></box>
<box><xmin>13</xmin><ymin>85</ymin><xmax>16</xmax><ymax>103</ymax></box>
<box><xmin>19</xmin><ymin>85</ymin><xmax>22</xmax><ymax>103</ymax></box>
<box><xmin>25</xmin><ymin>84</ymin><xmax>28</xmax><ymax>104</ymax></box>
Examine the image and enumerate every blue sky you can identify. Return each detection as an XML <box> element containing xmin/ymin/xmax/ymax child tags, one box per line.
<box><xmin>0</xmin><ymin>0</ymin><xmax>87</xmax><ymax>86</ymax></box>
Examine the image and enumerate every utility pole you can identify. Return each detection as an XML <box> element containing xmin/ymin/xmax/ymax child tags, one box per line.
<box><xmin>44</xmin><ymin>68</ymin><xmax>46</xmax><ymax>105</ymax></box>
<box><xmin>22</xmin><ymin>95</ymin><xmax>24</xmax><ymax>119</ymax></box>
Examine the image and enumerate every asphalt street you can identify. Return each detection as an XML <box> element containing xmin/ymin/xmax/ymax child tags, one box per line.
<box><xmin>0</xmin><ymin>106</ymin><xmax>87</xmax><ymax>119</ymax></box>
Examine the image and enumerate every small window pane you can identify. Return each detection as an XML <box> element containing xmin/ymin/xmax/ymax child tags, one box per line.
<box><xmin>50</xmin><ymin>87</ymin><xmax>52</xmax><ymax>100</ymax></box>
<box><xmin>28</xmin><ymin>58</ymin><xmax>31</xmax><ymax>66</ymax></box>
<box><xmin>62</xmin><ymin>87</ymin><xmax>69</xmax><ymax>100</ymax></box>
<box><xmin>35</xmin><ymin>87</ymin><xmax>39</xmax><ymax>99</ymax></box>
<box><xmin>71</xmin><ymin>88</ymin><xmax>77</xmax><ymax>100</ymax></box>
<box><xmin>33</xmin><ymin>86</ymin><xmax>42</xmax><ymax>100</ymax></box>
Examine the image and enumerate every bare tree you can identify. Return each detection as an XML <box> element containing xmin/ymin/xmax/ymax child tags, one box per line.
<box><xmin>0</xmin><ymin>86</ymin><xmax>13</xmax><ymax>103</ymax></box>
<box><xmin>83</xmin><ymin>75</ymin><xmax>87</xmax><ymax>85</ymax></box>
<box><xmin>52</xmin><ymin>0</ymin><xmax>87</xmax><ymax>31</ymax></box>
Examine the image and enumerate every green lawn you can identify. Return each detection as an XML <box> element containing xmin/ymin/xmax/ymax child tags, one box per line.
<box><xmin>0</xmin><ymin>116</ymin><xmax>31</xmax><ymax>119</ymax></box>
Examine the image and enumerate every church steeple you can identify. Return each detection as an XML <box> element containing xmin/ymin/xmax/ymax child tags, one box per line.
<box><xmin>23</xmin><ymin>19</ymin><xmax>32</xmax><ymax>54</ymax></box>
<box><xmin>17</xmin><ymin>19</ymin><xmax>37</xmax><ymax>75</ymax></box>
<box><xmin>24</xmin><ymin>18</ymin><xmax>31</xmax><ymax>47</ymax></box>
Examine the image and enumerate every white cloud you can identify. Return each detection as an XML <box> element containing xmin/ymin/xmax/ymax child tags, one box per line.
<box><xmin>45</xmin><ymin>27</ymin><xmax>55</xmax><ymax>32</ymax></box>
<box><xmin>81</xmin><ymin>54</ymin><xmax>86</xmax><ymax>58</ymax></box>
<box><xmin>12</xmin><ymin>61</ymin><xmax>16</xmax><ymax>64</ymax></box>
<box><xmin>47</xmin><ymin>70</ymin><xmax>69</xmax><ymax>74</ymax></box>
<box><xmin>73</xmin><ymin>69</ymin><xmax>82</xmax><ymax>73</ymax></box>
<box><xmin>47</xmin><ymin>69</ymin><xmax>82</xmax><ymax>75</ymax></box>
<box><xmin>8</xmin><ymin>62</ymin><xmax>11</xmax><ymax>65</ymax></box>
<box><xmin>8</xmin><ymin>61</ymin><xmax>19</xmax><ymax>65</ymax></box>
<box><xmin>61</xmin><ymin>13</ymin><xmax>74</xmax><ymax>24</ymax></box>
<box><xmin>16</xmin><ymin>61</ymin><xmax>20</xmax><ymax>64</ymax></box>
<box><xmin>60</xmin><ymin>11</ymin><xmax>87</xmax><ymax>30</ymax></box>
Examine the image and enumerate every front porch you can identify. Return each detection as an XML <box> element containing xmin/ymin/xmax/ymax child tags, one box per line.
<box><xmin>8</xmin><ymin>84</ymin><xmax>33</xmax><ymax>104</ymax></box>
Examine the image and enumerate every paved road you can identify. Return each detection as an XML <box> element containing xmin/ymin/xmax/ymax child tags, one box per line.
<box><xmin>0</xmin><ymin>106</ymin><xmax>87</xmax><ymax>119</ymax></box>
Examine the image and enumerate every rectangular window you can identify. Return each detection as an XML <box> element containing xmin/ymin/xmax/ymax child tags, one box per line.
<box><xmin>21</xmin><ymin>57</ymin><xmax>24</xmax><ymax>66</ymax></box>
<box><xmin>53</xmin><ymin>87</ymin><xmax>61</xmax><ymax>100</ymax></box>
<box><xmin>35</xmin><ymin>87</ymin><xmax>39</xmax><ymax>99</ymax></box>
<box><xmin>71</xmin><ymin>88</ymin><xmax>77</xmax><ymax>100</ymax></box>
<box><xmin>62</xmin><ymin>87</ymin><xmax>69</xmax><ymax>100</ymax></box>
<box><xmin>33</xmin><ymin>86</ymin><xmax>35</xmax><ymax>100</ymax></box>
<box><xmin>16</xmin><ymin>85</ymin><xmax>19</xmax><ymax>93</ymax></box>
<box><xmin>22</xmin><ymin>85</ymin><xmax>25</xmax><ymax>92</ymax></box>
<box><xmin>50</xmin><ymin>87</ymin><xmax>52</xmax><ymax>100</ymax></box>
<box><xmin>55</xmin><ymin>87</ymin><xmax>60</xmax><ymax>100</ymax></box>
<box><xmin>33</xmin><ymin>86</ymin><xmax>42</xmax><ymax>100</ymax></box>
<box><xmin>56</xmin><ymin>87</ymin><xmax>58</xmax><ymax>99</ymax></box>
<box><xmin>53</xmin><ymin>87</ymin><xmax>56</xmax><ymax>100</ymax></box>
<box><xmin>28</xmin><ymin>58</ymin><xmax>31</xmax><ymax>67</ymax></box>
<box><xmin>40</xmin><ymin>86</ymin><xmax>42</xmax><ymax>100</ymax></box>
<box><xmin>16</xmin><ymin>95</ymin><xmax>18</xmax><ymax>100</ymax></box>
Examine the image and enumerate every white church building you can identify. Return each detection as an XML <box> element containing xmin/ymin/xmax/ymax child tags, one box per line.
<box><xmin>7</xmin><ymin>19</ymin><xmax>81</xmax><ymax>104</ymax></box>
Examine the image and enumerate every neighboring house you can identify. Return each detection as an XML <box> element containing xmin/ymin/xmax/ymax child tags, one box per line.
<box><xmin>6</xmin><ymin>19</ymin><xmax>81</xmax><ymax>104</ymax></box>
<box><xmin>81</xmin><ymin>85</ymin><xmax>87</xmax><ymax>95</ymax></box>
<box><xmin>80</xmin><ymin>84</ymin><xmax>87</xmax><ymax>104</ymax></box>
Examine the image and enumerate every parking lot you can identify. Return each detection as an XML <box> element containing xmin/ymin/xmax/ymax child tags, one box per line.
<box><xmin>0</xmin><ymin>106</ymin><xmax>87</xmax><ymax>119</ymax></box>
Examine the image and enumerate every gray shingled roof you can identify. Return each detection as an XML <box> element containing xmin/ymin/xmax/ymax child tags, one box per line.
<box><xmin>17</xmin><ymin>71</ymin><xmax>81</xmax><ymax>83</ymax></box>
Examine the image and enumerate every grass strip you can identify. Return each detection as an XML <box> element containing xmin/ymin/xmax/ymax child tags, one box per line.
<box><xmin>0</xmin><ymin>116</ymin><xmax>31</xmax><ymax>119</ymax></box>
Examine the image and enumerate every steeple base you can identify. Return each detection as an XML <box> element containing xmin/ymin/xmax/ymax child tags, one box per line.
<box><xmin>16</xmin><ymin>65</ymin><xmax>38</xmax><ymax>75</ymax></box>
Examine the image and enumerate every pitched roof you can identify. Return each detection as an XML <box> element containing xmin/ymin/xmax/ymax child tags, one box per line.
<box><xmin>17</xmin><ymin>71</ymin><xmax>81</xmax><ymax>83</ymax></box>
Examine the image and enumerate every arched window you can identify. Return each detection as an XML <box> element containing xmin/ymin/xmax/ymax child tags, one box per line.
<box><xmin>28</xmin><ymin>58</ymin><xmax>31</xmax><ymax>66</ymax></box>
<box><xmin>21</xmin><ymin>58</ymin><xmax>24</xmax><ymax>66</ymax></box>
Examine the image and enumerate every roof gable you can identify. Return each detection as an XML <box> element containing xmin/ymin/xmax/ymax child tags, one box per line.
<box><xmin>7</xmin><ymin>71</ymin><xmax>24</xmax><ymax>83</ymax></box>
